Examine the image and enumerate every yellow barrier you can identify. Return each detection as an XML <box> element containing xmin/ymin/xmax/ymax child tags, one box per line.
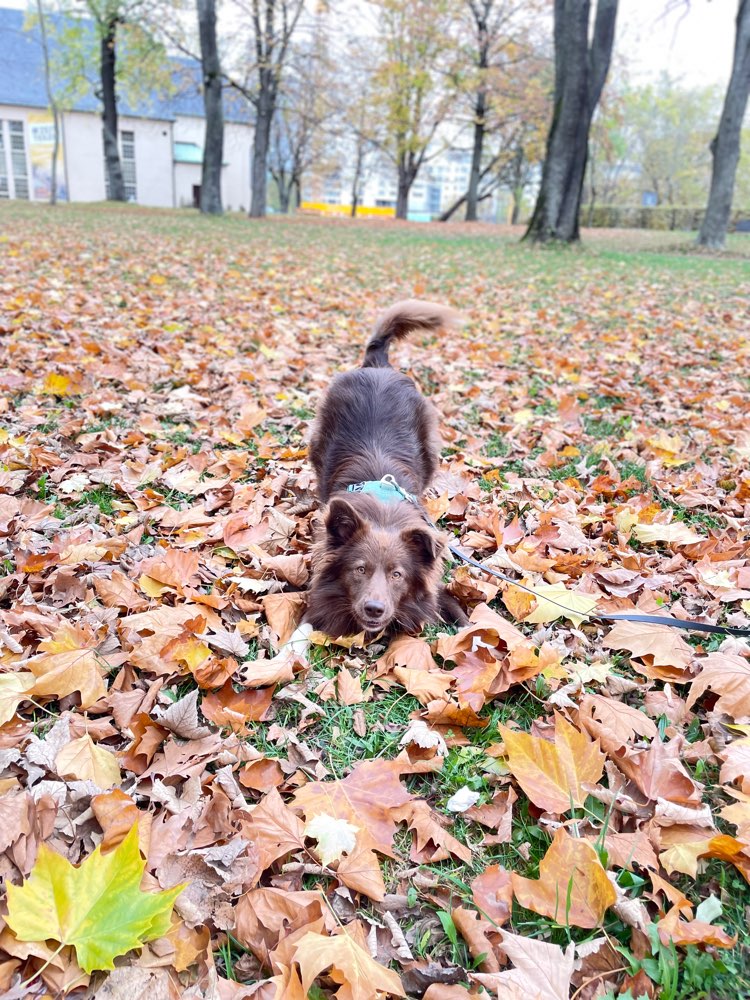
<box><xmin>300</xmin><ymin>202</ymin><xmax>396</xmax><ymax>218</ymax></box>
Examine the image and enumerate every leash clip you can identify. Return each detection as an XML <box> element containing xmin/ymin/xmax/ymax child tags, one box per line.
<box><xmin>380</xmin><ymin>474</ymin><xmax>416</xmax><ymax>504</ymax></box>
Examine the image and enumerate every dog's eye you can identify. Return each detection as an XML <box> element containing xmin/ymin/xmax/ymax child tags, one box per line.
<box><xmin>391</xmin><ymin>570</ymin><xmax>402</xmax><ymax>580</ymax></box>
<box><xmin>355</xmin><ymin>566</ymin><xmax>366</xmax><ymax>575</ymax></box>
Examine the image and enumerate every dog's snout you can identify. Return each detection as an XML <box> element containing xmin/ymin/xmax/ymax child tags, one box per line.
<box><xmin>363</xmin><ymin>600</ymin><xmax>386</xmax><ymax>618</ymax></box>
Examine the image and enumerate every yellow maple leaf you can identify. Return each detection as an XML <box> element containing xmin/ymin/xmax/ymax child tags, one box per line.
<box><xmin>27</xmin><ymin>625</ymin><xmax>108</xmax><ymax>709</ymax></box>
<box><xmin>293</xmin><ymin>927</ymin><xmax>405</xmax><ymax>998</ymax></box>
<box><xmin>632</xmin><ymin>522</ymin><xmax>704</xmax><ymax>546</ymax></box>
<box><xmin>0</xmin><ymin>672</ymin><xmax>36</xmax><ymax>726</ymax></box>
<box><xmin>5</xmin><ymin>824</ymin><xmax>184</xmax><ymax>973</ymax></box>
<box><xmin>523</xmin><ymin>583</ymin><xmax>599</xmax><ymax>628</ymax></box>
<box><xmin>41</xmin><ymin>372</ymin><xmax>73</xmax><ymax>396</ymax></box>
<box><xmin>499</xmin><ymin>714</ymin><xmax>604</xmax><ymax>813</ymax></box>
<box><xmin>56</xmin><ymin>734</ymin><xmax>122</xmax><ymax>788</ymax></box>
<box><xmin>512</xmin><ymin>827</ymin><xmax>616</xmax><ymax>928</ymax></box>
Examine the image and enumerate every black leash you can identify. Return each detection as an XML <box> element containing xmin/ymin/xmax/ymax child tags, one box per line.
<box><xmin>350</xmin><ymin>476</ymin><xmax>750</xmax><ymax>639</ymax></box>
<box><xmin>448</xmin><ymin>545</ymin><xmax>750</xmax><ymax>638</ymax></box>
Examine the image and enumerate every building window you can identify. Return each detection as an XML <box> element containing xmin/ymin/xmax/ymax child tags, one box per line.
<box><xmin>0</xmin><ymin>126</ymin><xmax>8</xmax><ymax>199</ymax></box>
<box><xmin>103</xmin><ymin>129</ymin><xmax>137</xmax><ymax>201</ymax></box>
<box><xmin>0</xmin><ymin>121</ymin><xmax>29</xmax><ymax>199</ymax></box>
<box><xmin>121</xmin><ymin>131</ymin><xmax>136</xmax><ymax>200</ymax></box>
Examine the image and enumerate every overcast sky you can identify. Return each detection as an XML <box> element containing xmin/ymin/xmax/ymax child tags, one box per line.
<box><xmin>616</xmin><ymin>0</ymin><xmax>737</xmax><ymax>88</ymax></box>
<box><xmin>5</xmin><ymin>0</ymin><xmax>741</xmax><ymax>90</ymax></box>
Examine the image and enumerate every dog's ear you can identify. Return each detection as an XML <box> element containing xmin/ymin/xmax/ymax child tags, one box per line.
<box><xmin>325</xmin><ymin>498</ymin><xmax>364</xmax><ymax>547</ymax></box>
<box><xmin>401</xmin><ymin>527</ymin><xmax>442</xmax><ymax>566</ymax></box>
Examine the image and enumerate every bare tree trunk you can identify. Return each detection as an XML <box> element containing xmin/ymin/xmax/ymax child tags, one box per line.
<box><xmin>101</xmin><ymin>17</ymin><xmax>126</xmax><ymax>202</ymax></box>
<box><xmin>396</xmin><ymin>160</ymin><xmax>411</xmax><ymax>219</ymax></box>
<box><xmin>278</xmin><ymin>180</ymin><xmax>291</xmax><ymax>212</ymax></box>
<box><xmin>586</xmin><ymin>146</ymin><xmax>596</xmax><ymax>226</ymax></box>
<box><xmin>36</xmin><ymin>0</ymin><xmax>61</xmax><ymax>205</ymax></box>
<box><xmin>466</xmin><ymin>17</ymin><xmax>489</xmax><ymax>223</ymax></box>
<box><xmin>524</xmin><ymin>0</ymin><xmax>618</xmax><ymax>243</ymax></box>
<box><xmin>698</xmin><ymin>0</ymin><xmax>750</xmax><ymax>249</ymax></box>
<box><xmin>511</xmin><ymin>188</ymin><xmax>523</xmax><ymax>224</ymax></box>
<box><xmin>440</xmin><ymin>191</ymin><xmax>468</xmax><ymax>222</ymax></box>
<box><xmin>250</xmin><ymin>74</ymin><xmax>274</xmax><ymax>217</ymax></box>
<box><xmin>466</xmin><ymin>91</ymin><xmax>486</xmax><ymax>222</ymax></box>
<box><xmin>350</xmin><ymin>141</ymin><xmax>364</xmax><ymax>217</ymax></box>
<box><xmin>197</xmin><ymin>0</ymin><xmax>223</xmax><ymax>214</ymax></box>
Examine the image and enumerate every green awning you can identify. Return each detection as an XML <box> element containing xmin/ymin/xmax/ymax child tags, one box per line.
<box><xmin>174</xmin><ymin>142</ymin><xmax>203</xmax><ymax>164</ymax></box>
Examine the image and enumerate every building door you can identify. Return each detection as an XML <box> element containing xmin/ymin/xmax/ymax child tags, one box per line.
<box><xmin>0</xmin><ymin>120</ymin><xmax>30</xmax><ymax>199</ymax></box>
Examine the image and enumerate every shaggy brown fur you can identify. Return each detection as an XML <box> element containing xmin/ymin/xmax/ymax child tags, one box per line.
<box><xmin>305</xmin><ymin>300</ymin><xmax>467</xmax><ymax>637</ymax></box>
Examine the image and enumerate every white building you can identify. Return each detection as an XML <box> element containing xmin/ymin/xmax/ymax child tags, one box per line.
<box><xmin>0</xmin><ymin>7</ymin><xmax>254</xmax><ymax>211</ymax></box>
<box><xmin>305</xmin><ymin>144</ymin><xmax>499</xmax><ymax>222</ymax></box>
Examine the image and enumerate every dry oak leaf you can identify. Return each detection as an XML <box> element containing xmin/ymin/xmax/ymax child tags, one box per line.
<box><xmin>238</xmin><ymin>786</ymin><xmax>306</xmax><ymax>874</ymax></box>
<box><xmin>602</xmin><ymin>619</ymin><xmax>693</xmax><ymax>672</ymax></box>
<box><xmin>686</xmin><ymin>652</ymin><xmax>750</xmax><ymax>721</ymax></box>
<box><xmin>292</xmin><ymin>927</ymin><xmax>406</xmax><ymax>999</ymax></box>
<box><xmin>56</xmin><ymin>733</ymin><xmax>122</xmax><ymax>788</ymax></box>
<box><xmin>27</xmin><ymin>624</ymin><xmax>109</xmax><ymax>709</ymax></box>
<box><xmin>511</xmin><ymin>828</ymin><xmax>616</xmax><ymax>929</ymax></box>
<box><xmin>578</xmin><ymin>693</ymin><xmax>658</xmax><ymax>751</ymax></box>
<box><xmin>292</xmin><ymin>755</ymin><xmax>441</xmax><ymax>857</ymax></box>
<box><xmin>499</xmin><ymin>713</ymin><xmax>605</xmax><ymax>813</ymax></box>
<box><xmin>0</xmin><ymin>671</ymin><xmax>35</xmax><ymax>726</ymax></box>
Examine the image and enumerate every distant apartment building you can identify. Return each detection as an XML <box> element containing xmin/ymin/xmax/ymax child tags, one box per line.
<box><xmin>303</xmin><ymin>146</ymin><xmax>500</xmax><ymax>222</ymax></box>
<box><xmin>0</xmin><ymin>7</ymin><xmax>254</xmax><ymax>211</ymax></box>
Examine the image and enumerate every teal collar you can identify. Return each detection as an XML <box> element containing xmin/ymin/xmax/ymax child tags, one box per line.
<box><xmin>346</xmin><ymin>474</ymin><xmax>416</xmax><ymax>505</ymax></box>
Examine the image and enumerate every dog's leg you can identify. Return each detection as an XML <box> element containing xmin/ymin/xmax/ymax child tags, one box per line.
<box><xmin>438</xmin><ymin>587</ymin><xmax>469</xmax><ymax>627</ymax></box>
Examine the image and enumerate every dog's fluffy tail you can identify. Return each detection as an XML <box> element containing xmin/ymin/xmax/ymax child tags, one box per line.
<box><xmin>362</xmin><ymin>299</ymin><xmax>462</xmax><ymax>368</ymax></box>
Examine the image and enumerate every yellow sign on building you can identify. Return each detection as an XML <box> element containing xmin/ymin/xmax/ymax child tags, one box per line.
<box><xmin>28</xmin><ymin>111</ymin><xmax>67</xmax><ymax>201</ymax></box>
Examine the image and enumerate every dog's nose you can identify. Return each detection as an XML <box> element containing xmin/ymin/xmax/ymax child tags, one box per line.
<box><xmin>363</xmin><ymin>601</ymin><xmax>386</xmax><ymax>619</ymax></box>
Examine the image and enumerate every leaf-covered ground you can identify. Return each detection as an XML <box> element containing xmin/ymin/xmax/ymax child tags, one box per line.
<box><xmin>1</xmin><ymin>202</ymin><xmax>749</xmax><ymax>999</ymax></box>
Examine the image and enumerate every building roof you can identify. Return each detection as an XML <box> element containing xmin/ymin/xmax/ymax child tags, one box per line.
<box><xmin>0</xmin><ymin>7</ymin><xmax>252</xmax><ymax>124</ymax></box>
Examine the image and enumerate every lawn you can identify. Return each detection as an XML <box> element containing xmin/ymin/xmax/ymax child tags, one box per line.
<box><xmin>1</xmin><ymin>201</ymin><xmax>749</xmax><ymax>998</ymax></box>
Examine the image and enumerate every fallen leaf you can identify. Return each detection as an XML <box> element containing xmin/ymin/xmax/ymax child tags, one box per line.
<box><xmin>499</xmin><ymin>713</ymin><xmax>605</xmax><ymax>813</ymax></box>
<box><xmin>511</xmin><ymin>828</ymin><xmax>616</xmax><ymax>928</ymax></box>
<box><xmin>5</xmin><ymin>824</ymin><xmax>183</xmax><ymax>973</ymax></box>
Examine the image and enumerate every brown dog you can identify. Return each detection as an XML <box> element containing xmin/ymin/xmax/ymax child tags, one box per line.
<box><xmin>305</xmin><ymin>300</ymin><xmax>467</xmax><ymax>637</ymax></box>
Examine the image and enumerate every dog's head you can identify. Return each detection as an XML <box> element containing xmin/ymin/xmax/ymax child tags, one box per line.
<box><xmin>321</xmin><ymin>495</ymin><xmax>443</xmax><ymax>634</ymax></box>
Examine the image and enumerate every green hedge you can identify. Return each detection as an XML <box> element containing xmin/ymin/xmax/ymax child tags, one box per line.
<box><xmin>585</xmin><ymin>205</ymin><xmax>750</xmax><ymax>231</ymax></box>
